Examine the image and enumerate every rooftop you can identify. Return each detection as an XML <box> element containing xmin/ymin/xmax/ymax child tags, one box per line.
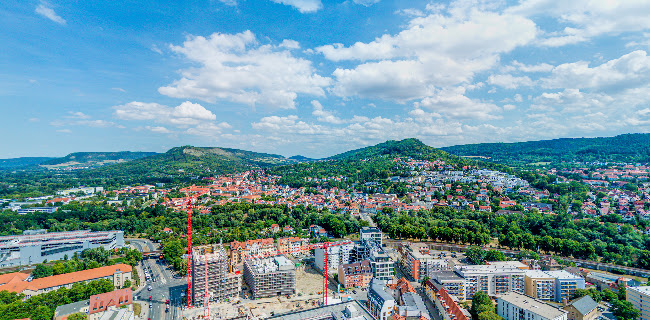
<box><xmin>0</xmin><ymin>264</ymin><xmax>132</xmax><ymax>294</ymax></box>
<box><xmin>525</xmin><ymin>270</ymin><xmax>553</xmax><ymax>278</ymax></box>
<box><xmin>267</xmin><ymin>300</ymin><xmax>374</xmax><ymax>320</ymax></box>
<box><xmin>567</xmin><ymin>295</ymin><xmax>598</xmax><ymax>316</ymax></box>
<box><xmin>629</xmin><ymin>286</ymin><xmax>650</xmax><ymax>295</ymax></box>
<box><xmin>497</xmin><ymin>292</ymin><xmax>567</xmax><ymax>319</ymax></box>
<box><xmin>545</xmin><ymin>270</ymin><xmax>582</xmax><ymax>280</ymax></box>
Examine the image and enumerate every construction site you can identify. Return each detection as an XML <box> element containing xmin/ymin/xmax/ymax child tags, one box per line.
<box><xmin>243</xmin><ymin>255</ymin><xmax>297</xmax><ymax>299</ymax></box>
<box><xmin>192</xmin><ymin>244</ymin><xmax>242</xmax><ymax>307</ymax></box>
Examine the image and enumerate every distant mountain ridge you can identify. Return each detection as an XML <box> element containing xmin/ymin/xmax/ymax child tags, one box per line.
<box><xmin>441</xmin><ymin>133</ymin><xmax>650</xmax><ymax>166</ymax></box>
<box><xmin>85</xmin><ymin>146</ymin><xmax>297</xmax><ymax>181</ymax></box>
<box><xmin>0</xmin><ymin>157</ymin><xmax>54</xmax><ymax>170</ymax></box>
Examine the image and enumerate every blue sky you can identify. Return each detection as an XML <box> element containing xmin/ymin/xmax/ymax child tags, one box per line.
<box><xmin>2</xmin><ymin>0</ymin><xmax>650</xmax><ymax>158</ymax></box>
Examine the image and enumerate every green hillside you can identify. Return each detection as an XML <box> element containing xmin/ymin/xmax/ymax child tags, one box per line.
<box><xmin>84</xmin><ymin>146</ymin><xmax>296</xmax><ymax>182</ymax></box>
<box><xmin>0</xmin><ymin>157</ymin><xmax>54</xmax><ymax>170</ymax></box>
<box><xmin>272</xmin><ymin>138</ymin><xmax>510</xmax><ymax>190</ymax></box>
<box><xmin>441</xmin><ymin>133</ymin><xmax>650</xmax><ymax>167</ymax></box>
<box><xmin>40</xmin><ymin>151</ymin><xmax>158</xmax><ymax>169</ymax></box>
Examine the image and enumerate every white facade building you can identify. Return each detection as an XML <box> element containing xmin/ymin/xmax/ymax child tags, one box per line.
<box><xmin>497</xmin><ymin>292</ymin><xmax>567</xmax><ymax>320</ymax></box>
<box><xmin>454</xmin><ymin>265</ymin><xmax>525</xmax><ymax>299</ymax></box>
<box><xmin>315</xmin><ymin>242</ymin><xmax>355</xmax><ymax>274</ymax></box>
<box><xmin>0</xmin><ymin>229</ymin><xmax>124</xmax><ymax>267</ymax></box>
<box><xmin>628</xmin><ymin>286</ymin><xmax>650</xmax><ymax>320</ymax></box>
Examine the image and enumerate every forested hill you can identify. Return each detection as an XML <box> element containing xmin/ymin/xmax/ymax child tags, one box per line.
<box><xmin>329</xmin><ymin>138</ymin><xmax>467</xmax><ymax>163</ymax></box>
<box><xmin>83</xmin><ymin>146</ymin><xmax>297</xmax><ymax>183</ymax></box>
<box><xmin>40</xmin><ymin>151</ymin><xmax>158</xmax><ymax>167</ymax></box>
<box><xmin>441</xmin><ymin>133</ymin><xmax>650</xmax><ymax>167</ymax></box>
<box><xmin>272</xmin><ymin>138</ymin><xmax>512</xmax><ymax>190</ymax></box>
<box><xmin>0</xmin><ymin>157</ymin><xmax>54</xmax><ymax>170</ymax></box>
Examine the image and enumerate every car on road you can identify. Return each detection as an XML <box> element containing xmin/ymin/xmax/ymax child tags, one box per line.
<box><xmin>166</xmin><ymin>299</ymin><xmax>170</xmax><ymax>304</ymax></box>
<box><xmin>148</xmin><ymin>286</ymin><xmax>152</xmax><ymax>291</ymax></box>
<box><xmin>149</xmin><ymin>296</ymin><xmax>153</xmax><ymax>301</ymax></box>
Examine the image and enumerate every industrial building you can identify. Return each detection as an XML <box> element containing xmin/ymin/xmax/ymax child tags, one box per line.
<box><xmin>192</xmin><ymin>244</ymin><xmax>242</xmax><ymax>306</ymax></box>
<box><xmin>0</xmin><ymin>229</ymin><xmax>124</xmax><ymax>267</ymax></box>
<box><xmin>243</xmin><ymin>255</ymin><xmax>296</xmax><ymax>298</ymax></box>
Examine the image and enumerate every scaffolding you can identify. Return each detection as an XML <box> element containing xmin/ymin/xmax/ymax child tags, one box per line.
<box><xmin>192</xmin><ymin>244</ymin><xmax>242</xmax><ymax>307</ymax></box>
<box><xmin>243</xmin><ymin>255</ymin><xmax>296</xmax><ymax>299</ymax></box>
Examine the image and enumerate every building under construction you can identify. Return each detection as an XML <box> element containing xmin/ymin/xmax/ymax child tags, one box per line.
<box><xmin>192</xmin><ymin>244</ymin><xmax>242</xmax><ymax>307</ymax></box>
<box><xmin>243</xmin><ymin>255</ymin><xmax>296</xmax><ymax>299</ymax></box>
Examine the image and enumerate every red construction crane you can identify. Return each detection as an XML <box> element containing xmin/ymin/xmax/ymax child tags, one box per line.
<box><xmin>240</xmin><ymin>240</ymin><xmax>351</xmax><ymax>306</ymax></box>
<box><xmin>186</xmin><ymin>198</ymin><xmax>193</xmax><ymax>308</ymax></box>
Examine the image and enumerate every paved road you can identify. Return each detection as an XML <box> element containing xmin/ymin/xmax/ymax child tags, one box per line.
<box><xmin>130</xmin><ymin>239</ymin><xmax>187</xmax><ymax>320</ymax></box>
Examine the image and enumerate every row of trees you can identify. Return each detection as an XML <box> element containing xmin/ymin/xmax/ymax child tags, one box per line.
<box><xmin>0</xmin><ymin>279</ymin><xmax>114</xmax><ymax>320</ymax></box>
<box><xmin>375</xmin><ymin>206</ymin><xmax>650</xmax><ymax>268</ymax></box>
<box><xmin>31</xmin><ymin>247</ymin><xmax>142</xmax><ymax>279</ymax></box>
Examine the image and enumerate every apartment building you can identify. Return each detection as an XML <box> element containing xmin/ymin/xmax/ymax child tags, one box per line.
<box><xmin>497</xmin><ymin>292</ymin><xmax>568</xmax><ymax>320</ymax></box>
<box><xmin>431</xmin><ymin>271</ymin><xmax>466</xmax><ymax>300</ymax></box>
<box><xmin>243</xmin><ymin>255</ymin><xmax>296</xmax><ymax>298</ymax></box>
<box><xmin>367</xmin><ymin>279</ymin><xmax>396</xmax><ymax>320</ymax></box>
<box><xmin>192</xmin><ymin>245</ymin><xmax>242</xmax><ymax>306</ymax></box>
<box><xmin>276</xmin><ymin>237</ymin><xmax>310</xmax><ymax>256</ymax></box>
<box><xmin>315</xmin><ymin>242</ymin><xmax>354</xmax><ymax>274</ymax></box>
<box><xmin>360</xmin><ymin>227</ymin><xmax>383</xmax><ymax>247</ymax></box>
<box><xmin>454</xmin><ymin>265</ymin><xmax>525</xmax><ymax>299</ymax></box>
<box><xmin>424</xmin><ymin>280</ymin><xmax>470</xmax><ymax>320</ymax></box>
<box><xmin>0</xmin><ymin>229</ymin><xmax>124</xmax><ymax>267</ymax></box>
<box><xmin>356</xmin><ymin>239</ymin><xmax>394</xmax><ymax>281</ymax></box>
<box><xmin>545</xmin><ymin>271</ymin><xmax>585</xmax><ymax>303</ymax></box>
<box><xmin>627</xmin><ymin>286</ymin><xmax>650</xmax><ymax>320</ymax></box>
<box><xmin>0</xmin><ymin>264</ymin><xmax>131</xmax><ymax>299</ymax></box>
<box><xmin>338</xmin><ymin>260</ymin><xmax>373</xmax><ymax>289</ymax></box>
<box><xmin>229</xmin><ymin>238</ymin><xmax>276</xmax><ymax>266</ymax></box>
<box><xmin>399</xmin><ymin>243</ymin><xmax>449</xmax><ymax>281</ymax></box>
<box><xmin>393</xmin><ymin>277</ymin><xmax>430</xmax><ymax>320</ymax></box>
<box><xmin>525</xmin><ymin>270</ymin><xmax>557</xmax><ymax>301</ymax></box>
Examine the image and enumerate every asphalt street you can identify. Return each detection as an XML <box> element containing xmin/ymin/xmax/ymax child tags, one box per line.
<box><xmin>130</xmin><ymin>239</ymin><xmax>187</xmax><ymax>320</ymax></box>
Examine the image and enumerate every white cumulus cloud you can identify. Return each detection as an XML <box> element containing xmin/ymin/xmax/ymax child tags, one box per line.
<box><xmin>158</xmin><ymin>31</ymin><xmax>330</xmax><ymax>109</ymax></box>
<box><xmin>269</xmin><ymin>0</ymin><xmax>322</xmax><ymax>13</ymax></box>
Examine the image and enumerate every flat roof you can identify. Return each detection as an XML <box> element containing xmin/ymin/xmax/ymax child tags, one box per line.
<box><xmin>629</xmin><ymin>286</ymin><xmax>650</xmax><ymax>295</ymax></box>
<box><xmin>268</xmin><ymin>300</ymin><xmax>374</xmax><ymax>320</ymax></box>
<box><xmin>433</xmin><ymin>271</ymin><xmax>464</xmax><ymax>281</ymax></box>
<box><xmin>525</xmin><ymin>270</ymin><xmax>553</xmax><ymax>279</ymax></box>
<box><xmin>545</xmin><ymin>270</ymin><xmax>582</xmax><ymax>280</ymax></box>
<box><xmin>497</xmin><ymin>292</ymin><xmax>567</xmax><ymax>319</ymax></box>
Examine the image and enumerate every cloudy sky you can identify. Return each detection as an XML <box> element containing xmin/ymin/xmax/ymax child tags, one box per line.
<box><xmin>2</xmin><ymin>0</ymin><xmax>650</xmax><ymax>158</ymax></box>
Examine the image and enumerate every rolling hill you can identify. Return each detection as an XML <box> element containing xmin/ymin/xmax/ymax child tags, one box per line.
<box><xmin>84</xmin><ymin>146</ymin><xmax>297</xmax><ymax>182</ymax></box>
<box><xmin>0</xmin><ymin>157</ymin><xmax>54</xmax><ymax>170</ymax></box>
<box><xmin>441</xmin><ymin>133</ymin><xmax>650</xmax><ymax>167</ymax></box>
<box><xmin>39</xmin><ymin>151</ymin><xmax>159</xmax><ymax>169</ymax></box>
<box><xmin>271</xmin><ymin>138</ymin><xmax>511</xmax><ymax>189</ymax></box>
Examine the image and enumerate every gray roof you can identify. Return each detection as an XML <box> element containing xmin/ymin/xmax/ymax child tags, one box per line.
<box><xmin>568</xmin><ymin>296</ymin><xmax>598</xmax><ymax>316</ymax></box>
<box><xmin>268</xmin><ymin>300</ymin><xmax>374</xmax><ymax>320</ymax></box>
<box><xmin>497</xmin><ymin>292</ymin><xmax>567</xmax><ymax>319</ymax></box>
<box><xmin>54</xmin><ymin>300</ymin><xmax>88</xmax><ymax>317</ymax></box>
<box><xmin>433</xmin><ymin>271</ymin><xmax>464</xmax><ymax>281</ymax></box>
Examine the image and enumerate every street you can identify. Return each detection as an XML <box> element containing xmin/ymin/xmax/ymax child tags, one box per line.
<box><xmin>130</xmin><ymin>239</ymin><xmax>187</xmax><ymax>320</ymax></box>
